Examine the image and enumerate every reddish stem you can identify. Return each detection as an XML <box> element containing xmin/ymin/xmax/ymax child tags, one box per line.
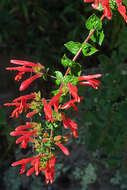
<box><xmin>64</xmin><ymin>14</ymin><xmax>105</xmax><ymax>78</ymax></box>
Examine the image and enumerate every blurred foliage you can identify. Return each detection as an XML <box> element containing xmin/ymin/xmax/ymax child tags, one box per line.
<box><xmin>0</xmin><ymin>0</ymin><xmax>89</xmax><ymax>66</ymax></box>
<box><xmin>4</xmin><ymin>167</ymin><xmax>21</xmax><ymax>190</ymax></box>
<box><xmin>77</xmin><ymin>26</ymin><xmax>127</xmax><ymax>187</ymax></box>
<box><xmin>0</xmin><ymin>106</ymin><xmax>15</xmax><ymax>163</ymax></box>
<box><xmin>0</xmin><ymin>0</ymin><xmax>126</xmax><ymax>68</ymax></box>
<box><xmin>80</xmin><ymin>163</ymin><xmax>97</xmax><ymax>190</ymax></box>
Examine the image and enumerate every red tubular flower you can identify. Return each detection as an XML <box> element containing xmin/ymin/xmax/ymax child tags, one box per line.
<box><xmin>16</xmin><ymin>134</ymin><xmax>34</xmax><ymax>149</ymax></box>
<box><xmin>6</xmin><ymin>60</ymin><xmax>43</xmax><ymax>90</ymax></box>
<box><xmin>101</xmin><ymin>0</ymin><xmax>112</xmax><ymax>19</ymax></box>
<box><xmin>62</xmin><ymin>114</ymin><xmax>77</xmax><ymax>129</ymax></box>
<box><xmin>78</xmin><ymin>74</ymin><xmax>102</xmax><ymax>80</ymax></box>
<box><xmin>4</xmin><ymin>102</ymin><xmax>30</xmax><ymax>118</ymax></box>
<box><xmin>10</xmin><ymin>60</ymin><xmax>40</xmax><ymax>67</ymax></box>
<box><xmin>10</xmin><ymin>130</ymin><xmax>31</xmax><ymax>136</ymax></box>
<box><xmin>78</xmin><ymin>74</ymin><xmax>102</xmax><ymax>89</ymax></box>
<box><xmin>11</xmin><ymin>157</ymin><xmax>34</xmax><ymax>166</ymax></box>
<box><xmin>55</xmin><ymin>142</ymin><xmax>70</xmax><ymax>156</ymax></box>
<box><xmin>49</xmin><ymin>90</ymin><xmax>63</xmax><ymax>112</ymax></box>
<box><xmin>13</xmin><ymin>93</ymin><xmax>35</xmax><ymax>102</ymax></box>
<box><xmin>19</xmin><ymin>73</ymin><xmax>41</xmax><ymax>91</ymax></box>
<box><xmin>6</xmin><ymin>66</ymin><xmax>34</xmax><ymax>73</ymax></box>
<box><xmin>6</xmin><ymin>60</ymin><xmax>41</xmax><ymax>82</ymax></box>
<box><xmin>60</xmin><ymin>99</ymin><xmax>78</xmax><ymax>111</ymax></box>
<box><xmin>44</xmin><ymin>155</ymin><xmax>56</xmax><ymax>184</ymax></box>
<box><xmin>15</xmin><ymin>122</ymin><xmax>33</xmax><ymax>131</ymax></box>
<box><xmin>62</xmin><ymin>113</ymin><xmax>78</xmax><ymax>138</ymax></box>
<box><xmin>116</xmin><ymin>0</ymin><xmax>127</xmax><ymax>22</ymax></box>
<box><xmin>68</xmin><ymin>83</ymin><xmax>80</xmax><ymax>102</ymax></box>
<box><xmin>27</xmin><ymin>156</ymin><xmax>42</xmax><ymax>176</ymax></box>
<box><xmin>26</xmin><ymin>110</ymin><xmax>38</xmax><ymax>118</ymax></box>
<box><xmin>20</xmin><ymin>163</ymin><xmax>27</xmax><ymax>174</ymax></box>
<box><xmin>10</xmin><ymin>129</ymin><xmax>37</xmax><ymax>149</ymax></box>
<box><xmin>14</xmin><ymin>71</ymin><xmax>25</xmax><ymax>81</ymax></box>
<box><xmin>84</xmin><ymin>0</ymin><xmax>112</xmax><ymax>19</ymax></box>
<box><xmin>42</xmin><ymin>98</ymin><xmax>55</xmax><ymax>122</ymax></box>
<box><xmin>84</xmin><ymin>0</ymin><xmax>127</xmax><ymax>22</ymax></box>
<box><xmin>4</xmin><ymin>94</ymin><xmax>35</xmax><ymax>118</ymax></box>
<box><xmin>27</xmin><ymin>167</ymin><xmax>35</xmax><ymax>176</ymax></box>
<box><xmin>11</xmin><ymin>155</ymin><xmax>42</xmax><ymax>176</ymax></box>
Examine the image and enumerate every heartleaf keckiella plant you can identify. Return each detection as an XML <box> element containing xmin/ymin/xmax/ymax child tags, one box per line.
<box><xmin>4</xmin><ymin>0</ymin><xmax>127</xmax><ymax>184</ymax></box>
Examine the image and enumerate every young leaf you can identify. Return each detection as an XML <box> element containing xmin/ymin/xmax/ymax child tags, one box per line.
<box><xmin>82</xmin><ymin>43</ymin><xmax>98</xmax><ymax>56</ymax></box>
<box><xmin>55</xmin><ymin>71</ymin><xmax>63</xmax><ymax>85</ymax></box>
<box><xmin>61</xmin><ymin>54</ymin><xmax>75</xmax><ymax>67</ymax></box>
<box><xmin>86</xmin><ymin>14</ymin><xmax>102</xmax><ymax>31</ymax></box>
<box><xmin>90</xmin><ymin>30</ymin><xmax>104</xmax><ymax>46</ymax></box>
<box><xmin>69</xmin><ymin>62</ymin><xmax>81</xmax><ymax>77</ymax></box>
<box><xmin>55</xmin><ymin>71</ymin><xmax>63</xmax><ymax>80</ymax></box>
<box><xmin>63</xmin><ymin>75</ymin><xmax>78</xmax><ymax>85</ymax></box>
<box><xmin>98</xmin><ymin>30</ymin><xmax>104</xmax><ymax>45</ymax></box>
<box><xmin>64</xmin><ymin>41</ymin><xmax>81</xmax><ymax>55</ymax></box>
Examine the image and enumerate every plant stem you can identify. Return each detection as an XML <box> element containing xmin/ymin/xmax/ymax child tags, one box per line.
<box><xmin>64</xmin><ymin>14</ymin><xmax>105</xmax><ymax>77</ymax></box>
<box><xmin>50</xmin><ymin>14</ymin><xmax>105</xmax><ymax>139</ymax></box>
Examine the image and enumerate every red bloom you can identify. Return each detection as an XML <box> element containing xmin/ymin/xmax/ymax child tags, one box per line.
<box><xmin>84</xmin><ymin>0</ymin><xmax>112</xmax><ymax>19</ymax></box>
<box><xmin>11</xmin><ymin>155</ymin><xmax>42</xmax><ymax>176</ymax></box>
<box><xmin>68</xmin><ymin>83</ymin><xmax>80</xmax><ymax>102</ymax></box>
<box><xmin>4</xmin><ymin>102</ymin><xmax>29</xmax><ymax>118</ymax></box>
<box><xmin>42</xmin><ymin>98</ymin><xmax>55</xmax><ymax>122</ymax></box>
<box><xmin>10</xmin><ymin>60</ymin><xmax>40</xmax><ymax>67</ymax></box>
<box><xmin>116</xmin><ymin>0</ymin><xmax>127</xmax><ymax>22</ymax></box>
<box><xmin>4</xmin><ymin>93</ymin><xmax>35</xmax><ymax>118</ymax></box>
<box><xmin>6</xmin><ymin>60</ymin><xmax>43</xmax><ymax>90</ymax></box>
<box><xmin>55</xmin><ymin>142</ymin><xmax>70</xmax><ymax>156</ymax></box>
<box><xmin>62</xmin><ymin>113</ymin><xmax>78</xmax><ymax>138</ymax></box>
<box><xmin>10</xmin><ymin>129</ymin><xmax>37</xmax><ymax>149</ymax></box>
<box><xmin>15</xmin><ymin>122</ymin><xmax>34</xmax><ymax>131</ymax></box>
<box><xmin>13</xmin><ymin>93</ymin><xmax>35</xmax><ymax>102</ymax></box>
<box><xmin>84</xmin><ymin>0</ymin><xmax>127</xmax><ymax>22</ymax></box>
<box><xmin>60</xmin><ymin>99</ymin><xmax>78</xmax><ymax>111</ymax></box>
<box><xmin>19</xmin><ymin>73</ymin><xmax>41</xmax><ymax>91</ymax></box>
<box><xmin>78</xmin><ymin>74</ymin><xmax>102</xmax><ymax>89</ymax></box>
<box><xmin>26</xmin><ymin>110</ymin><xmax>38</xmax><ymax>118</ymax></box>
<box><xmin>6</xmin><ymin>60</ymin><xmax>41</xmax><ymax>81</ymax></box>
<box><xmin>101</xmin><ymin>0</ymin><xmax>112</xmax><ymax>19</ymax></box>
<box><xmin>6</xmin><ymin>66</ymin><xmax>34</xmax><ymax>73</ymax></box>
<box><xmin>44</xmin><ymin>155</ymin><xmax>56</xmax><ymax>184</ymax></box>
<box><xmin>49</xmin><ymin>90</ymin><xmax>63</xmax><ymax>112</ymax></box>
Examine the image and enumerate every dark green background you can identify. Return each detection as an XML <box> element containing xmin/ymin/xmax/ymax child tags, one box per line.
<box><xmin>1</xmin><ymin>0</ymin><xmax>127</xmax><ymax>190</ymax></box>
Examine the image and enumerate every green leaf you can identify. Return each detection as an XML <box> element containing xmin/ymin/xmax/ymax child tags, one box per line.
<box><xmin>44</xmin><ymin>142</ymin><xmax>51</xmax><ymax>147</ymax></box>
<box><xmin>82</xmin><ymin>43</ymin><xmax>98</xmax><ymax>56</ymax></box>
<box><xmin>63</xmin><ymin>75</ymin><xmax>78</xmax><ymax>85</ymax></box>
<box><xmin>52</xmin><ymin>89</ymin><xmax>61</xmax><ymax>96</ymax></box>
<box><xmin>55</xmin><ymin>71</ymin><xmax>63</xmax><ymax>80</ymax></box>
<box><xmin>46</xmin><ymin>122</ymin><xmax>54</xmax><ymax>131</ymax></box>
<box><xmin>55</xmin><ymin>71</ymin><xmax>63</xmax><ymax>85</ymax></box>
<box><xmin>64</xmin><ymin>41</ymin><xmax>81</xmax><ymax>55</ymax></box>
<box><xmin>69</xmin><ymin>62</ymin><xmax>81</xmax><ymax>76</ymax></box>
<box><xmin>61</xmin><ymin>54</ymin><xmax>75</xmax><ymax>67</ymax></box>
<box><xmin>90</xmin><ymin>30</ymin><xmax>104</xmax><ymax>46</ymax></box>
<box><xmin>86</xmin><ymin>14</ymin><xmax>102</xmax><ymax>31</ymax></box>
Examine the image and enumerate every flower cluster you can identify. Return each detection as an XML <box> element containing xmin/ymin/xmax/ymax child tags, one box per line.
<box><xmin>4</xmin><ymin>59</ymin><xmax>102</xmax><ymax>183</ymax></box>
<box><xmin>6</xmin><ymin>60</ymin><xmax>44</xmax><ymax>91</ymax></box>
<box><xmin>84</xmin><ymin>0</ymin><xmax>127</xmax><ymax>22</ymax></box>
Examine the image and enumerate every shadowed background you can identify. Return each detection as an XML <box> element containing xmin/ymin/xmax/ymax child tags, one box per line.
<box><xmin>1</xmin><ymin>0</ymin><xmax>127</xmax><ymax>190</ymax></box>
